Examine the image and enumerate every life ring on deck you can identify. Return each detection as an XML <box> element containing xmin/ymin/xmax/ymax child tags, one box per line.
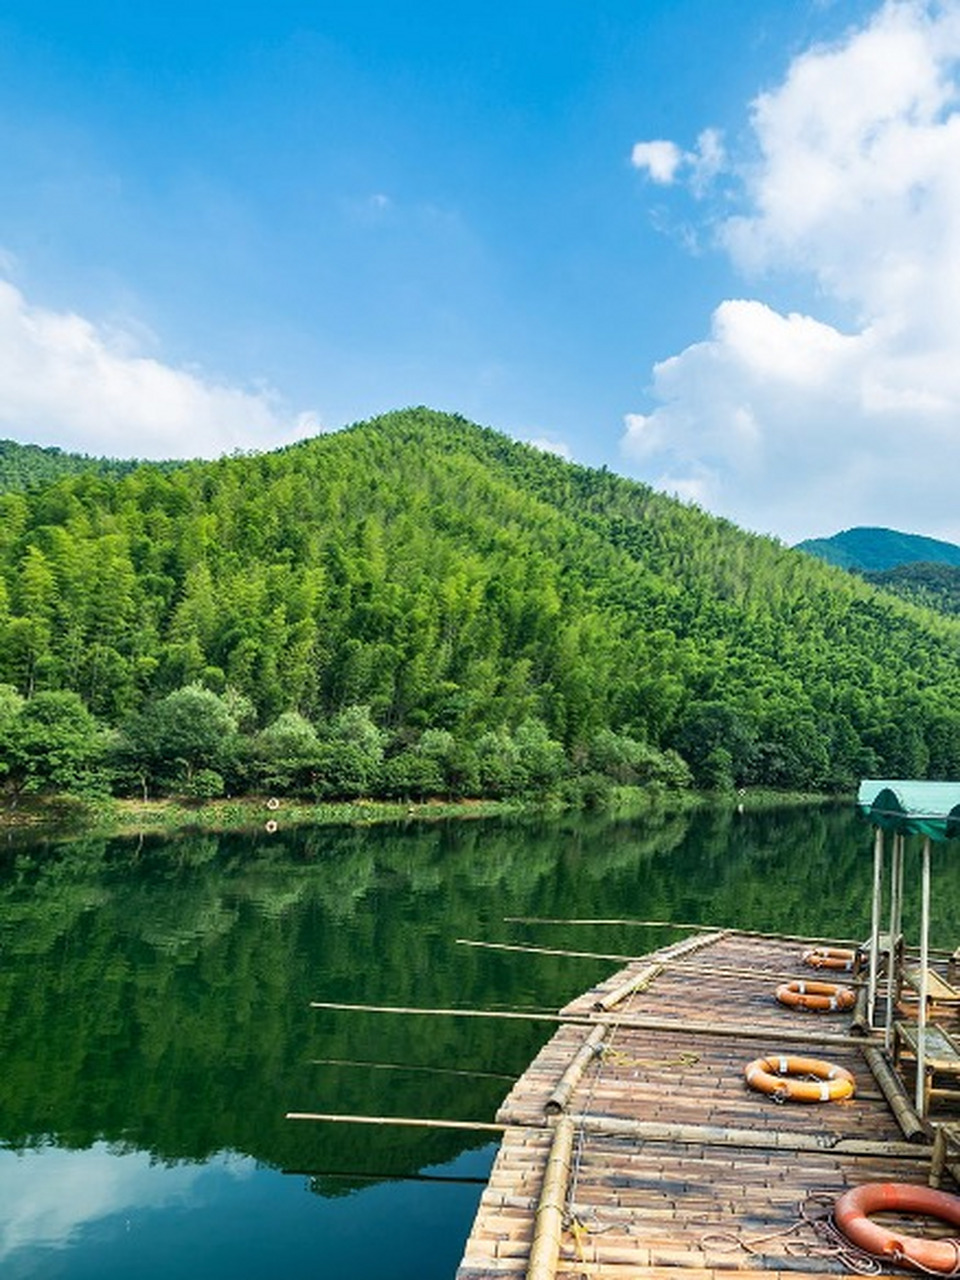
<box><xmin>776</xmin><ymin>980</ymin><xmax>856</xmax><ymax>1013</ymax></box>
<box><xmin>802</xmin><ymin>946</ymin><xmax>856</xmax><ymax>972</ymax></box>
<box><xmin>744</xmin><ymin>1054</ymin><xmax>856</xmax><ymax>1102</ymax></box>
<box><xmin>834</xmin><ymin>1183</ymin><xmax>960</xmax><ymax>1273</ymax></box>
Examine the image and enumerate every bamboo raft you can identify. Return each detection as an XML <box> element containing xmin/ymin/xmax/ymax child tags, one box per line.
<box><xmin>455</xmin><ymin>929</ymin><xmax>960</xmax><ymax>1280</ymax></box>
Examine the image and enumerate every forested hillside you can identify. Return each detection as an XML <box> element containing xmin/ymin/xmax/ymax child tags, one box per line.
<box><xmin>1</xmin><ymin>407</ymin><xmax>959</xmax><ymax>802</ymax></box>
<box><xmin>860</xmin><ymin>563</ymin><xmax>960</xmax><ymax>619</ymax></box>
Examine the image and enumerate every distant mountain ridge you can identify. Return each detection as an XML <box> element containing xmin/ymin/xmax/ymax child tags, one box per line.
<box><xmin>0</xmin><ymin>439</ymin><xmax>179</xmax><ymax>493</ymax></box>
<box><xmin>796</xmin><ymin>526</ymin><xmax>960</xmax><ymax>572</ymax></box>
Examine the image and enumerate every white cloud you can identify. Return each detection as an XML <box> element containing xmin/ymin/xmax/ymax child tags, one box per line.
<box><xmin>631</xmin><ymin>130</ymin><xmax>726</xmax><ymax>193</ymax></box>
<box><xmin>526</xmin><ymin>435</ymin><xmax>573</xmax><ymax>459</ymax></box>
<box><xmin>630</xmin><ymin>140</ymin><xmax>684</xmax><ymax>184</ymax></box>
<box><xmin>623</xmin><ymin>0</ymin><xmax>960</xmax><ymax>543</ymax></box>
<box><xmin>0</xmin><ymin>279</ymin><xmax>319</xmax><ymax>458</ymax></box>
<box><xmin>0</xmin><ymin>1143</ymin><xmax>254</xmax><ymax>1262</ymax></box>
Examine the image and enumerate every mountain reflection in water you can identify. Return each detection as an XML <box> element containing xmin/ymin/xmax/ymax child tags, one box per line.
<box><xmin>0</xmin><ymin>803</ymin><xmax>953</xmax><ymax>1278</ymax></box>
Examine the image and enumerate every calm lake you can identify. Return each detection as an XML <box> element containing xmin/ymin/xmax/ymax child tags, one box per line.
<box><xmin>1</xmin><ymin>800</ymin><xmax>956</xmax><ymax>1279</ymax></box>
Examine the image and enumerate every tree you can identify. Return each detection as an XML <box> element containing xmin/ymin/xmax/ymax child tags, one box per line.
<box><xmin>117</xmin><ymin>684</ymin><xmax>239</xmax><ymax>798</ymax></box>
<box><xmin>251</xmin><ymin>711</ymin><xmax>321</xmax><ymax>794</ymax></box>
<box><xmin>4</xmin><ymin>690</ymin><xmax>105</xmax><ymax>795</ymax></box>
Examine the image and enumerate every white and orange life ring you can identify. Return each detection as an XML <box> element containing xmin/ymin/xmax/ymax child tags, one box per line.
<box><xmin>834</xmin><ymin>1182</ymin><xmax>960</xmax><ymax>1273</ymax></box>
<box><xmin>802</xmin><ymin>946</ymin><xmax>856</xmax><ymax>972</ymax></box>
<box><xmin>776</xmin><ymin>980</ymin><xmax>856</xmax><ymax>1013</ymax></box>
<box><xmin>744</xmin><ymin>1054</ymin><xmax>856</xmax><ymax>1102</ymax></box>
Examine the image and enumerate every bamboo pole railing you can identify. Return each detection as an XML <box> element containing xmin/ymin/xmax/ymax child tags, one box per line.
<box><xmin>544</xmin><ymin>1024</ymin><xmax>607</xmax><ymax>1115</ymax></box>
<box><xmin>863</xmin><ymin>1044</ymin><xmax>928</xmax><ymax>1142</ymax></box>
<box><xmin>525</xmin><ymin>1115</ymin><xmax>576</xmax><ymax>1280</ymax></box>
<box><xmin>594</xmin><ymin>963</ymin><xmax>662</xmax><ymax>1011</ymax></box>
<box><xmin>565</xmin><ymin>1113</ymin><xmax>932</xmax><ymax>1159</ymax></box>
<box><xmin>283</xmin><ymin>1109</ymin><xmax>932</xmax><ymax>1162</ymax></box>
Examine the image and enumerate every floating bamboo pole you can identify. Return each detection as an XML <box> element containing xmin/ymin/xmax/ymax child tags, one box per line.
<box><xmin>565</xmin><ymin>1113</ymin><xmax>932</xmax><ymax>1159</ymax></box>
<box><xmin>525</xmin><ymin>1115</ymin><xmax>575</xmax><ymax>1280</ymax></box>
<box><xmin>862</xmin><ymin>1044</ymin><xmax>928</xmax><ymax>1142</ymax></box>
<box><xmin>544</xmin><ymin>1024</ymin><xmax>608</xmax><ymax>1115</ymax></box>
<box><xmin>285</xmin><ymin>1111</ymin><xmax>507</xmax><ymax>1132</ymax></box>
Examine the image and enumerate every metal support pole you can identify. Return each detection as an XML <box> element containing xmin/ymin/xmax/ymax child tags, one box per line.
<box><xmin>885</xmin><ymin>832</ymin><xmax>903</xmax><ymax>1053</ymax></box>
<box><xmin>916</xmin><ymin>836</ymin><xmax>931</xmax><ymax>1117</ymax></box>
<box><xmin>868</xmin><ymin>826</ymin><xmax>884</xmax><ymax>1027</ymax></box>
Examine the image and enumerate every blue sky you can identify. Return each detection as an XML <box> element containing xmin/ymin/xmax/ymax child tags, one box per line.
<box><xmin>4</xmin><ymin>0</ymin><xmax>960</xmax><ymax>544</ymax></box>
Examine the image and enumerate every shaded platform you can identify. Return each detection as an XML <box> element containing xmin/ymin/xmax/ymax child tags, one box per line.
<box><xmin>456</xmin><ymin>930</ymin><xmax>957</xmax><ymax>1280</ymax></box>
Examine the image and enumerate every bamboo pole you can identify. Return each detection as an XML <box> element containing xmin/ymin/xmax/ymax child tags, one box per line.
<box><xmin>457</xmin><ymin>937</ymin><xmax>635</xmax><ymax>963</ymax></box>
<box><xmin>309</xmin><ymin>1000</ymin><xmax>580</xmax><ymax>1024</ymax></box>
<box><xmin>307</xmin><ymin>999</ymin><xmax>878</xmax><ymax>1047</ymax></box>
<box><xmin>545</xmin><ymin>1024</ymin><xmax>608</xmax><ymax>1115</ymax></box>
<box><xmin>308</xmin><ymin>1057</ymin><xmax>516</xmax><ymax>1081</ymax></box>
<box><xmin>526</xmin><ymin>1115</ymin><xmax>575</xmax><ymax>1280</ymax></box>
<box><xmin>458</xmin><ymin>936</ymin><xmax>849</xmax><ymax>983</ymax></box>
<box><xmin>284</xmin><ymin>1108</ymin><xmax>934</xmax><ymax>1160</ymax></box>
<box><xmin>565</xmin><ymin>1112</ymin><xmax>932</xmax><ymax>1159</ymax></box>
<box><xmin>285</xmin><ymin>1111</ymin><xmax>507</xmax><ymax>1132</ymax></box>
<box><xmin>863</xmin><ymin>1044</ymin><xmax>927</xmax><ymax>1143</ymax></box>
<box><xmin>457</xmin><ymin>938</ymin><xmax>864</xmax><ymax>987</ymax></box>
<box><xmin>503</xmin><ymin>918</ymin><xmax>951</xmax><ymax>956</ymax></box>
<box><xmin>594</xmin><ymin>963</ymin><xmax>662</xmax><ymax>1011</ymax></box>
<box><xmin>282</xmin><ymin>1167</ymin><xmax>490</xmax><ymax>1185</ymax></box>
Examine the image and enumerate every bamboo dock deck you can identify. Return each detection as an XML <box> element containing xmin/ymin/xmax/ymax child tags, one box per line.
<box><xmin>456</xmin><ymin>929</ymin><xmax>960</xmax><ymax>1280</ymax></box>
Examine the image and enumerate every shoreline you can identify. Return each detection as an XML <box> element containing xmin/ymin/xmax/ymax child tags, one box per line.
<box><xmin>0</xmin><ymin>786</ymin><xmax>838</xmax><ymax>844</ymax></box>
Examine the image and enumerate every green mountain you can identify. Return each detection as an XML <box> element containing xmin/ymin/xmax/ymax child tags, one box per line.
<box><xmin>796</xmin><ymin>526</ymin><xmax>960</xmax><ymax>572</ymax></box>
<box><xmin>2</xmin><ymin>407</ymin><xmax>960</xmax><ymax>796</ymax></box>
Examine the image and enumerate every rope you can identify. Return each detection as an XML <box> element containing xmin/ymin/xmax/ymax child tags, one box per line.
<box><xmin>889</xmin><ymin>1239</ymin><xmax>960</xmax><ymax>1277</ymax></box>
<box><xmin>699</xmin><ymin>1192</ymin><xmax>884</xmax><ymax>1273</ymax></box>
<box><xmin>601</xmin><ymin>1047</ymin><xmax>701</xmax><ymax>1070</ymax></box>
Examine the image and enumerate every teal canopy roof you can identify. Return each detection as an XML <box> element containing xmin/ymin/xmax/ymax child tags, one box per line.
<box><xmin>857</xmin><ymin>779</ymin><xmax>960</xmax><ymax>841</ymax></box>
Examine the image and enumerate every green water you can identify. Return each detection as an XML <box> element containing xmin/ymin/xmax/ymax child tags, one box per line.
<box><xmin>0</xmin><ymin>801</ymin><xmax>955</xmax><ymax>1278</ymax></box>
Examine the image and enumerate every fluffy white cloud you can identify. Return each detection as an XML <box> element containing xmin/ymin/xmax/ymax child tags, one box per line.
<box><xmin>630</xmin><ymin>139</ymin><xmax>684</xmax><ymax>184</ymax></box>
<box><xmin>0</xmin><ymin>279</ymin><xmax>319</xmax><ymax>458</ymax></box>
<box><xmin>624</xmin><ymin>0</ymin><xmax>960</xmax><ymax>543</ymax></box>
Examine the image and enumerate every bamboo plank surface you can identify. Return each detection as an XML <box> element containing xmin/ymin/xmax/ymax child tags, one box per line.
<box><xmin>455</xmin><ymin>929</ymin><xmax>960</xmax><ymax>1280</ymax></box>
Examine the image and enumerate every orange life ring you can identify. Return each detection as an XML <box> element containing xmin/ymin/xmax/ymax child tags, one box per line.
<box><xmin>744</xmin><ymin>1054</ymin><xmax>856</xmax><ymax>1102</ymax></box>
<box><xmin>776</xmin><ymin>980</ymin><xmax>856</xmax><ymax>1013</ymax></box>
<box><xmin>834</xmin><ymin>1182</ymin><xmax>960</xmax><ymax>1273</ymax></box>
<box><xmin>802</xmin><ymin>946</ymin><xmax>856</xmax><ymax>972</ymax></box>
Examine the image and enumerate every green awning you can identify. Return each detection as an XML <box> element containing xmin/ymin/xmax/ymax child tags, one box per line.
<box><xmin>857</xmin><ymin>779</ymin><xmax>960</xmax><ymax>841</ymax></box>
